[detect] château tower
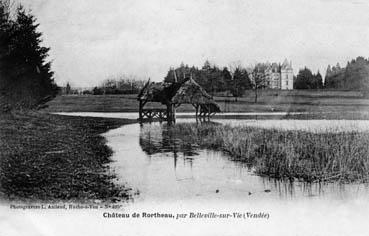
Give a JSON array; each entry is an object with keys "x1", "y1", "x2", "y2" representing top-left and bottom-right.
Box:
[{"x1": 264, "y1": 59, "x2": 294, "y2": 90}]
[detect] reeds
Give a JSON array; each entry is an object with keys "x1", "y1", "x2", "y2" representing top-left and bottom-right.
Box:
[{"x1": 170, "y1": 123, "x2": 369, "y2": 183}]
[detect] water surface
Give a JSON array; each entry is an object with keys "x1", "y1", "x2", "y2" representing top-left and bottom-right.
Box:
[
  {"x1": 104, "y1": 121, "x2": 369, "y2": 203},
  {"x1": 55, "y1": 112, "x2": 369, "y2": 132},
  {"x1": 28, "y1": 112, "x2": 369, "y2": 236}
]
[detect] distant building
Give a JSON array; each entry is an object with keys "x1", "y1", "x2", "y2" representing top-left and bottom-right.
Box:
[{"x1": 264, "y1": 59, "x2": 294, "y2": 90}]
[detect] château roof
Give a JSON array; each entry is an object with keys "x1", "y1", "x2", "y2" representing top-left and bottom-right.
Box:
[
  {"x1": 281, "y1": 59, "x2": 292, "y2": 69},
  {"x1": 265, "y1": 62, "x2": 281, "y2": 73}
]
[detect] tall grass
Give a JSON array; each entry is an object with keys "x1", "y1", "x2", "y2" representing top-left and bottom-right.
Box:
[{"x1": 170, "y1": 123, "x2": 369, "y2": 183}]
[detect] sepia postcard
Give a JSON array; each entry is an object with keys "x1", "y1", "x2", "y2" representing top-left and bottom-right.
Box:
[{"x1": 1, "y1": 0, "x2": 369, "y2": 235}]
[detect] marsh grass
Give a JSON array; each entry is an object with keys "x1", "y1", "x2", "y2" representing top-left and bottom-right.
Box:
[{"x1": 170, "y1": 123, "x2": 369, "y2": 183}]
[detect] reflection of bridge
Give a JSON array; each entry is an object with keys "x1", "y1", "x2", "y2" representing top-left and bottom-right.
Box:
[
  {"x1": 138, "y1": 74, "x2": 220, "y2": 124},
  {"x1": 139, "y1": 124, "x2": 198, "y2": 170}
]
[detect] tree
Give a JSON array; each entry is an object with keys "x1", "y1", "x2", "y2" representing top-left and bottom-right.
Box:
[
  {"x1": 222, "y1": 67, "x2": 232, "y2": 93},
  {"x1": 230, "y1": 66, "x2": 251, "y2": 100},
  {"x1": 324, "y1": 57, "x2": 369, "y2": 90},
  {"x1": 294, "y1": 67, "x2": 315, "y2": 89},
  {"x1": 164, "y1": 64, "x2": 197, "y2": 84},
  {"x1": 164, "y1": 61, "x2": 230, "y2": 95},
  {"x1": 326, "y1": 65, "x2": 332, "y2": 77},
  {"x1": 65, "y1": 82, "x2": 71, "y2": 94},
  {"x1": 94, "y1": 74, "x2": 146, "y2": 95},
  {"x1": 0, "y1": 0, "x2": 13, "y2": 91},
  {"x1": 315, "y1": 71, "x2": 323, "y2": 89},
  {"x1": 92, "y1": 87, "x2": 103, "y2": 95},
  {"x1": 1, "y1": 4, "x2": 57, "y2": 109},
  {"x1": 343, "y1": 57, "x2": 369, "y2": 91},
  {"x1": 250, "y1": 64, "x2": 267, "y2": 103}
]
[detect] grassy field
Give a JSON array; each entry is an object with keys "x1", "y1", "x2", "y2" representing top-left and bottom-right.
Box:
[
  {"x1": 44, "y1": 90, "x2": 369, "y2": 115},
  {"x1": 0, "y1": 112, "x2": 136, "y2": 202},
  {"x1": 169, "y1": 123, "x2": 369, "y2": 183}
]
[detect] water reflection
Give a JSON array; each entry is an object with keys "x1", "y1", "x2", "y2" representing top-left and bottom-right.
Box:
[
  {"x1": 139, "y1": 123, "x2": 199, "y2": 170},
  {"x1": 131, "y1": 122, "x2": 369, "y2": 201}
]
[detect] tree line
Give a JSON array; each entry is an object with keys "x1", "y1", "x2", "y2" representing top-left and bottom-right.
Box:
[
  {"x1": 165, "y1": 61, "x2": 326, "y2": 93},
  {"x1": 0, "y1": 1, "x2": 57, "y2": 110},
  {"x1": 67, "y1": 61, "x2": 258, "y2": 99},
  {"x1": 165, "y1": 57, "x2": 369, "y2": 96},
  {"x1": 164, "y1": 61, "x2": 253, "y2": 98},
  {"x1": 324, "y1": 57, "x2": 369, "y2": 91},
  {"x1": 294, "y1": 57, "x2": 369, "y2": 91},
  {"x1": 87, "y1": 75, "x2": 146, "y2": 95}
]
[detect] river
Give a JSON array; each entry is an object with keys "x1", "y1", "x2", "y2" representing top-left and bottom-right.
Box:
[
  {"x1": 104, "y1": 120, "x2": 369, "y2": 203},
  {"x1": 23, "y1": 112, "x2": 367, "y2": 236}
]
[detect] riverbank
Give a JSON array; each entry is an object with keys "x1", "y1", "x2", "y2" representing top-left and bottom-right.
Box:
[
  {"x1": 168, "y1": 123, "x2": 369, "y2": 183},
  {"x1": 0, "y1": 111, "x2": 136, "y2": 202}
]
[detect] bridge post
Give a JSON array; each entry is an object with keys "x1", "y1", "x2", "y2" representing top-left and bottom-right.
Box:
[
  {"x1": 166, "y1": 103, "x2": 172, "y2": 125},
  {"x1": 207, "y1": 104, "x2": 210, "y2": 120},
  {"x1": 172, "y1": 104, "x2": 176, "y2": 124},
  {"x1": 166, "y1": 103, "x2": 176, "y2": 125},
  {"x1": 139, "y1": 100, "x2": 143, "y2": 121}
]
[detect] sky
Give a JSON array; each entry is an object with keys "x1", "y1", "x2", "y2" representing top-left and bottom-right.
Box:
[{"x1": 19, "y1": 0, "x2": 369, "y2": 87}]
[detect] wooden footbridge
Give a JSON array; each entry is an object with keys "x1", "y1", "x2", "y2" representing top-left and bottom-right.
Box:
[
  {"x1": 138, "y1": 74, "x2": 220, "y2": 123},
  {"x1": 140, "y1": 108, "x2": 168, "y2": 120}
]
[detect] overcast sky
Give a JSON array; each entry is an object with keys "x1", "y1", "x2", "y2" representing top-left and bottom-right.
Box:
[{"x1": 20, "y1": 0, "x2": 369, "y2": 87}]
